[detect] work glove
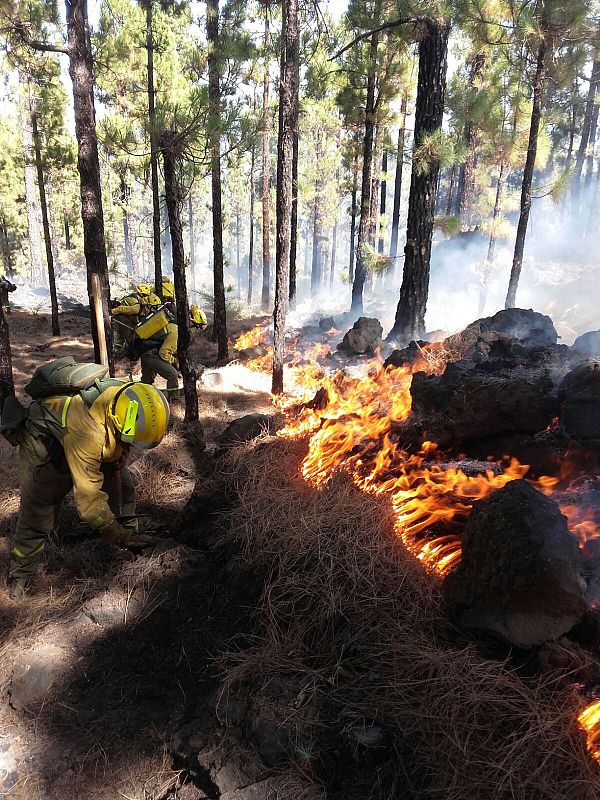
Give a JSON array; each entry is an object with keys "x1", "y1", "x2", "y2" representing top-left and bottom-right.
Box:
[{"x1": 99, "y1": 518, "x2": 159, "y2": 550}]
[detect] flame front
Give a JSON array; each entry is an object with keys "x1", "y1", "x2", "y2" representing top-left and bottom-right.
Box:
[
  {"x1": 233, "y1": 323, "x2": 600, "y2": 767},
  {"x1": 233, "y1": 324, "x2": 267, "y2": 351}
]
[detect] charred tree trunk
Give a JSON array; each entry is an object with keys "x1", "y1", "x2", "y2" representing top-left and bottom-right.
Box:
[
  {"x1": 272, "y1": 0, "x2": 299, "y2": 394},
  {"x1": 31, "y1": 110, "x2": 60, "y2": 337},
  {"x1": 378, "y1": 145, "x2": 388, "y2": 254},
  {"x1": 120, "y1": 176, "x2": 134, "y2": 276},
  {"x1": 207, "y1": 0, "x2": 228, "y2": 361},
  {"x1": 289, "y1": 79, "x2": 299, "y2": 307},
  {"x1": 66, "y1": 0, "x2": 113, "y2": 373},
  {"x1": 351, "y1": 15, "x2": 380, "y2": 313},
  {"x1": 586, "y1": 100, "x2": 600, "y2": 186},
  {"x1": 236, "y1": 205, "x2": 241, "y2": 298},
  {"x1": 20, "y1": 86, "x2": 44, "y2": 287},
  {"x1": 161, "y1": 132, "x2": 198, "y2": 421},
  {"x1": 188, "y1": 192, "x2": 195, "y2": 288},
  {"x1": 248, "y1": 142, "x2": 255, "y2": 305},
  {"x1": 388, "y1": 19, "x2": 449, "y2": 343},
  {"x1": 389, "y1": 91, "x2": 407, "y2": 271},
  {"x1": 310, "y1": 130, "x2": 324, "y2": 296},
  {"x1": 349, "y1": 153, "x2": 358, "y2": 283},
  {"x1": 261, "y1": 7, "x2": 271, "y2": 312},
  {"x1": 457, "y1": 51, "x2": 486, "y2": 227},
  {"x1": 479, "y1": 160, "x2": 506, "y2": 316},
  {"x1": 0, "y1": 302, "x2": 14, "y2": 407},
  {"x1": 144, "y1": 0, "x2": 162, "y2": 296},
  {"x1": 505, "y1": 32, "x2": 547, "y2": 309}
]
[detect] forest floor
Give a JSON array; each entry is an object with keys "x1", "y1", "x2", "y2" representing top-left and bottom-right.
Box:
[
  {"x1": 0, "y1": 310, "x2": 278, "y2": 800},
  {"x1": 1, "y1": 309, "x2": 599, "y2": 800}
]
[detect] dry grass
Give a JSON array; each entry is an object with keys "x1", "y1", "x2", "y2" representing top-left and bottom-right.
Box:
[{"x1": 216, "y1": 436, "x2": 600, "y2": 800}]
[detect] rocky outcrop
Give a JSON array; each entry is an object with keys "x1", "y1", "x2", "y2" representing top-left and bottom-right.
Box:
[
  {"x1": 464, "y1": 308, "x2": 559, "y2": 347},
  {"x1": 444, "y1": 480, "x2": 587, "y2": 647},
  {"x1": 337, "y1": 317, "x2": 383, "y2": 355},
  {"x1": 573, "y1": 330, "x2": 600, "y2": 357},
  {"x1": 559, "y1": 362, "x2": 600, "y2": 440}
]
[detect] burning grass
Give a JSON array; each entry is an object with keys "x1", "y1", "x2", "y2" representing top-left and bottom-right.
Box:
[{"x1": 218, "y1": 436, "x2": 600, "y2": 799}]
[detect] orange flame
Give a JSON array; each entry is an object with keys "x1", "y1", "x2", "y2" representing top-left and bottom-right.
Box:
[
  {"x1": 234, "y1": 324, "x2": 267, "y2": 351},
  {"x1": 579, "y1": 701, "x2": 600, "y2": 762}
]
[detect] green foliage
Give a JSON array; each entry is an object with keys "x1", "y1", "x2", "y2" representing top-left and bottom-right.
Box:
[{"x1": 435, "y1": 215, "x2": 462, "y2": 237}]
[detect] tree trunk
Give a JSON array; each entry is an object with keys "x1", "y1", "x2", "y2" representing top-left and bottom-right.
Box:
[
  {"x1": 329, "y1": 217, "x2": 338, "y2": 287},
  {"x1": 349, "y1": 153, "x2": 358, "y2": 282},
  {"x1": 388, "y1": 19, "x2": 449, "y2": 343},
  {"x1": 161, "y1": 132, "x2": 198, "y2": 421},
  {"x1": 457, "y1": 51, "x2": 486, "y2": 227},
  {"x1": 248, "y1": 142, "x2": 255, "y2": 305},
  {"x1": 236, "y1": 205, "x2": 241, "y2": 298},
  {"x1": 0, "y1": 302, "x2": 14, "y2": 407},
  {"x1": 62, "y1": 183, "x2": 72, "y2": 250},
  {"x1": 369, "y1": 121, "x2": 383, "y2": 247},
  {"x1": 289, "y1": 75, "x2": 299, "y2": 306},
  {"x1": 206, "y1": 0, "x2": 228, "y2": 361},
  {"x1": 144, "y1": 0, "x2": 162, "y2": 295},
  {"x1": 188, "y1": 192, "x2": 195, "y2": 288},
  {"x1": 261, "y1": 7, "x2": 271, "y2": 311},
  {"x1": 350, "y1": 11, "x2": 380, "y2": 314},
  {"x1": 505, "y1": 32, "x2": 547, "y2": 309},
  {"x1": 389, "y1": 90, "x2": 407, "y2": 269},
  {"x1": 479, "y1": 159, "x2": 505, "y2": 316},
  {"x1": 161, "y1": 200, "x2": 173, "y2": 275},
  {"x1": 66, "y1": 0, "x2": 113, "y2": 373},
  {"x1": 120, "y1": 175, "x2": 134, "y2": 276},
  {"x1": 586, "y1": 99, "x2": 600, "y2": 185},
  {"x1": 20, "y1": 85, "x2": 44, "y2": 287},
  {"x1": 573, "y1": 53, "x2": 600, "y2": 189},
  {"x1": 310, "y1": 130, "x2": 324, "y2": 296},
  {"x1": 378, "y1": 145, "x2": 387, "y2": 253},
  {"x1": 31, "y1": 110, "x2": 60, "y2": 337},
  {"x1": 272, "y1": 0, "x2": 299, "y2": 394},
  {"x1": 445, "y1": 164, "x2": 456, "y2": 215}
]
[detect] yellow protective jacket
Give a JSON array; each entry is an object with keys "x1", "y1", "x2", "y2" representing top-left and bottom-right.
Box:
[
  {"x1": 112, "y1": 294, "x2": 142, "y2": 316},
  {"x1": 158, "y1": 323, "x2": 178, "y2": 364},
  {"x1": 31, "y1": 387, "x2": 124, "y2": 530}
]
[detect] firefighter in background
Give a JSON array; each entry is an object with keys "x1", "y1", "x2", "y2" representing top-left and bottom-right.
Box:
[
  {"x1": 0, "y1": 276, "x2": 17, "y2": 314},
  {"x1": 5, "y1": 374, "x2": 170, "y2": 599},
  {"x1": 139, "y1": 303, "x2": 208, "y2": 401},
  {"x1": 111, "y1": 283, "x2": 153, "y2": 351}
]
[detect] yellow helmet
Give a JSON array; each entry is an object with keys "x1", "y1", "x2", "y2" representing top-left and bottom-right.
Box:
[
  {"x1": 190, "y1": 305, "x2": 208, "y2": 329},
  {"x1": 109, "y1": 383, "x2": 170, "y2": 449},
  {"x1": 146, "y1": 293, "x2": 162, "y2": 307},
  {"x1": 161, "y1": 277, "x2": 175, "y2": 299},
  {"x1": 136, "y1": 283, "x2": 152, "y2": 297}
]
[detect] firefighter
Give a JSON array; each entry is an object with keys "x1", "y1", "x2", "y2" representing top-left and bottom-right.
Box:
[
  {"x1": 6, "y1": 379, "x2": 169, "y2": 599},
  {"x1": 0, "y1": 276, "x2": 17, "y2": 314},
  {"x1": 111, "y1": 284, "x2": 153, "y2": 352},
  {"x1": 139, "y1": 305, "x2": 208, "y2": 400}
]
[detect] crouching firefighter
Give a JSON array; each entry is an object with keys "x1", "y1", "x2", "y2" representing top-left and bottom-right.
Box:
[{"x1": 0, "y1": 357, "x2": 170, "y2": 599}]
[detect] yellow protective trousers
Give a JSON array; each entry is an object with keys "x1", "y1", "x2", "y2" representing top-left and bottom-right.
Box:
[{"x1": 10, "y1": 429, "x2": 136, "y2": 580}]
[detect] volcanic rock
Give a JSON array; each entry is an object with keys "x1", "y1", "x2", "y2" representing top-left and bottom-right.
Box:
[
  {"x1": 410, "y1": 360, "x2": 558, "y2": 445},
  {"x1": 9, "y1": 643, "x2": 68, "y2": 710},
  {"x1": 337, "y1": 317, "x2": 383, "y2": 355},
  {"x1": 573, "y1": 330, "x2": 600, "y2": 357},
  {"x1": 219, "y1": 413, "x2": 281, "y2": 448},
  {"x1": 383, "y1": 340, "x2": 428, "y2": 370},
  {"x1": 444, "y1": 480, "x2": 587, "y2": 647},
  {"x1": 319, "y1": 316, "x2": 337, "y2": 331},
  {"x1": 467, "y1": 308, "x2": 558, "y2": 347},
  {"x1": 559, "y1": 362, "x2": 600, "y2": 440}
]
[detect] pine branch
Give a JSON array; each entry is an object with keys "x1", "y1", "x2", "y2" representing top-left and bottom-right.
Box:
[
  {"x1": 6, "y1": 19, "x2": 70, "y2": 56},
  {"x1": 331, "y1": 16, "x2": 424, "y2": 60}
]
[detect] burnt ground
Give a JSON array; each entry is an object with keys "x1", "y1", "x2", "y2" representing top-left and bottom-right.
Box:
[{"x1": 0, "y1": 310, "x2": 275, "y2": 800}]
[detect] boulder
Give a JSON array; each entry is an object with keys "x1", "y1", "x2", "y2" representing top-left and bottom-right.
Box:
[
  {"x1": 410, "y1": 360, "x2": 558, "y2": 445},
  {"x1": 319, "y1": 316, "x2": 337, "y2": 331},
  {"x1": 573, "y1": 330, "x2": 600, "y2": 357},
  {"x1": 337, "y1": 317, "x2": 383, "y2": 355},
  {"x1": 444, "y1": 480, "x2": 587, "y2": 647},
  {"x1": 469, "y1": 308, "x2": 558, "y2": 346},
  {"x1": 559, "y1": 362, "x2": 600, "y2": 440},
  {"x1": 383, "y1": 340, "x2": 428, "y2": 370},
  {"x1": 219, "y1": 413, "x2": 281, "y2": 448}
]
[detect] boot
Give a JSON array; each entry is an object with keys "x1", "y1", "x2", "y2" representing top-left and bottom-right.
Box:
[{"x1": 9, "y1": 577, "x2": 30, "y2": 600}]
